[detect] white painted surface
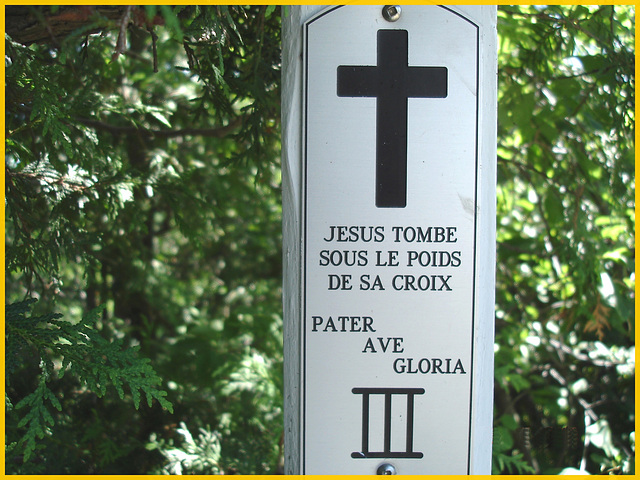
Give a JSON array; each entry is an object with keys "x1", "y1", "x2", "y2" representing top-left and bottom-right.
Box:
[
  {"x1": 282, "y1": 5, "x2": 321, "y2": 476},
  {"x1": 282, "y1": 5, "x2": 497, "y2": 475}
]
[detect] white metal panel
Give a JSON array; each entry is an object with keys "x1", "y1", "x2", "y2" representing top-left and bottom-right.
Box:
[{"x1": 283, "y1": 5, "x2": 497, "y2": 475}]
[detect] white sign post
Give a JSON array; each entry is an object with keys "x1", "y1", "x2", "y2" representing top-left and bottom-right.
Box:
[{"x1": 283, "y1": 5, "x2": 497, "y2": 475}]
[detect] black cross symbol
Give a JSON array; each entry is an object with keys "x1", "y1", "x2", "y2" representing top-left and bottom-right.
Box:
[{"x1": 337, "y1": 30, "x2": 448, "y2": 208}]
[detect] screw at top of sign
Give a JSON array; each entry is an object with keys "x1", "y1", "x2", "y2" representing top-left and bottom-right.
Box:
[
  {"x1": 377, "y1": 463, "x2": 397, "y2": 475},
  {"x1": 382, "y1": 5, "x2": 401, "y2": 22}
]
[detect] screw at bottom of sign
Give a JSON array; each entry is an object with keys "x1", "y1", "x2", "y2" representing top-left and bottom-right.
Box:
[{"x1": 377, "y1": 463, "x2": 397, "y2": 475}]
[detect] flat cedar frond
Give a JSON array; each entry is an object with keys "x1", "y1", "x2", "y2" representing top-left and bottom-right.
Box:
[{"x1": 5, "y1": 298, "x2": 173, "y2": 462}]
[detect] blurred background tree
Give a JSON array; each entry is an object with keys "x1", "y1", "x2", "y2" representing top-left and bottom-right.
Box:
[
  {"x1": 494, "y1": 5, "x2": 634, "y2": 475},
  {"x1": 4, "y1": 4, "x2": 634, "y2": 475},
  {"x1": 6, "y1": 5, "x2": 283, "y2": 474}
]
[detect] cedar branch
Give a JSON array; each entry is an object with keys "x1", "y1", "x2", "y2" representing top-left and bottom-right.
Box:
[{"x1": 75, "y1": 115, "x2": 244, "y2": 139}]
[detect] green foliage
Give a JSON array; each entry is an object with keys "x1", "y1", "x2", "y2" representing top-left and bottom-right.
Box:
[
  {"x1": 495, "y1": 5, "x2": 634, "y2": 474},
  {"x1": 6, "y1": 5, "x2": 282, "y2": 474},
  {"x1": 147, "y1": 422, "x2": 223, "y2": 474},
  {"x1": 5, "y1": 298, "x2": 172, "y2": 464}
]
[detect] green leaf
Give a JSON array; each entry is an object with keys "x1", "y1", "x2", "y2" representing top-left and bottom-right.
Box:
[{"x1": 149, "y1": 110, "x2": 172, "y2": 128}]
